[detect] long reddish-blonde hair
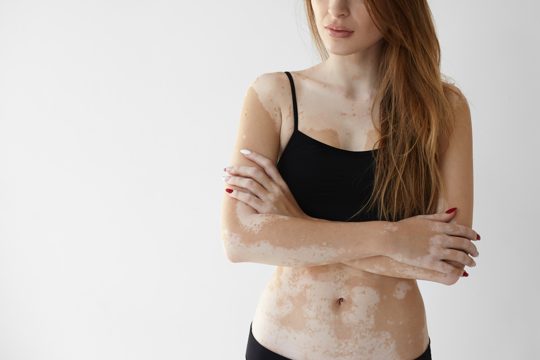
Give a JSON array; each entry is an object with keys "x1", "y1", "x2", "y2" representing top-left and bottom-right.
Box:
[{"x1": 304, "y1": 0, "x2": 463, "y2": 221}]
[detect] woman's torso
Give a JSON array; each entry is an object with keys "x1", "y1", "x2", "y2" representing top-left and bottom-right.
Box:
[
  {"x1": 252, "y1": 265, "x2": 429, "y2": 360},
  {"x1": 250, "y1": 68, "x2": 430, "y2": 360}
]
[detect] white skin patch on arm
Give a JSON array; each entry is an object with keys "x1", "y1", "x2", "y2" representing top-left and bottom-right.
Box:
[
  {"x1": 235, "y1": 201, "x2": 291, "y2": 234},
  {"x1": 389, "y1": 232, "x2": 442, "y2": 266},
  {"x1": 228, "y1": 200, "x2": 373, "y2": 266},
  {"x1": 392, "y1": 281, "x2": 412, "y2": 300},
  {"x1": 251, "y1": 75, "x2": 283, "y2": 126},
  {"x1": 224, "y1": 234, "x2": 350, "y2": 267},
  {"x1": 223, "y1": 207, "x2": 352, "y2": 267}
]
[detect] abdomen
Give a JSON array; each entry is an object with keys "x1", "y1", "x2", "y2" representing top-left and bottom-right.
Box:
[{"x1": 251, "y1": 264, "x2": 430, "y2": 360}]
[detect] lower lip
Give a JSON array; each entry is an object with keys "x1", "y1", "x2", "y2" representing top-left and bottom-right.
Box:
[{"x1": 327, "y1": 28, "x2": 354, "y2": 38}]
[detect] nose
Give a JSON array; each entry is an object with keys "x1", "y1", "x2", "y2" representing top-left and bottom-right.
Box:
[{"x1": 328, "y1": 0, "x2": 350, "y2": 17}]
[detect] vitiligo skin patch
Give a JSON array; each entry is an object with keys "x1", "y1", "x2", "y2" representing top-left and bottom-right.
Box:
[
  {"x1": 251, "y1": 265, "x2": 429, "y2": 360},
  {"x1": 221, "y1": 69, "x2": 443, "y2": 359}
]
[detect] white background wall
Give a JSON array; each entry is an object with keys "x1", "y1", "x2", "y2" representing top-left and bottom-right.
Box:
[{"x1": 0, "y1": 0, "x2": 538, "y2": 359}]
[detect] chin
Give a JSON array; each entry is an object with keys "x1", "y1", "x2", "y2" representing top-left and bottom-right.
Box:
[
  {"x1": 325, "y1": 45, "x2": 366, "y2": 56},
  {"x1": 323, "y1": 38, "x2": 384, "y2": 56}
]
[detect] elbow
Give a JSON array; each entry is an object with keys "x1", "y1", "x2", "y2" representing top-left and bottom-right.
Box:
[
  {"x1": 220, "y1": 197, "x2": 257, "y2": 263},
  {"x1": 221, "y1": 225, "x2": 250, "y2": 263},
  {"x1": 224, "y1": 249, "x2": 242, "y2": 263},
  {"x1": 223, "y1": 245, "x2": 244, "y2": 263}
]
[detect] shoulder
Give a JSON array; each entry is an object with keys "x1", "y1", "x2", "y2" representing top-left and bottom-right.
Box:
[
  {"x1": 249, "y1": 71, "x2": 289, "y2": 92},
  {"x1": 243, "y1": 71, "x2": 290, "y2": 128},
  {"x1": 230, "y1": 72, "x2": 291, "y2": 165},
  {"x1": 443, "y1": 82, "x2": 471, "y2": 126},
  {"x1": 248, "y1": 71, "x2": 290, "y2": 106},
  {"x1": 438, "y1": 82, "x2": 472, "y2": 156}
]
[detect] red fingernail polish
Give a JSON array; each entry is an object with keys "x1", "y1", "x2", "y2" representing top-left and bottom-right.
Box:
[
  {"x1": 225, "y1": 188, "x2": 233, "y2": 193},
  {"x1": 445, "y1": 207, "x2": 457, "y2": 214},
  {"x1": 476, "y1": 233, "x2": 481, "y2": 240},
  {"x1": 462, "y1": 270, "x2": 469, "y2": 277}
]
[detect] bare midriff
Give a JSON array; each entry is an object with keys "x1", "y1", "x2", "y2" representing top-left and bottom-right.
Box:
[{"x1": 251, "y1": 263, "x2": 430, "y2": 360}]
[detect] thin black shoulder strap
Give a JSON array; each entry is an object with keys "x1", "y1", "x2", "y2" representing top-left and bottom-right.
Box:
[{"x1": 284, "y1": 71, "x2": 298, "y2": 131}]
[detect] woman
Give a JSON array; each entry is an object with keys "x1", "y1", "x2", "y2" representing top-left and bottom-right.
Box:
[{"x1": 220, "y1": 0, "x2": 480, "y2": 359}]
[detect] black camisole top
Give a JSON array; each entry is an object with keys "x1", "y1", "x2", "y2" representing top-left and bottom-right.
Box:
[{"x1": 276, "y1": 71, "x2": 380, "y2": 222}]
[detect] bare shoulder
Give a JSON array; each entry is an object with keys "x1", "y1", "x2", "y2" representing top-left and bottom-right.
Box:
[
  {"x1": 247, "y1": 71, "x2": 290, "y2": 128},
  {"x1": 444, "y1": 83, "x2": 471, "y2": 125},
  {"x1": 225, "y1": 71, "x2": 290, "y2": 169},
  {"x1": 438, "y1": 83, "x2": 472, "y2": 155}
]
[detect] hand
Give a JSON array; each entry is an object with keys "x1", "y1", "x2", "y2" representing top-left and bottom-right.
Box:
[
  {"x1": 223, "y1": 148, "x2": 309, "y2": 219},
  {"x1": 386, "y1": 208, "x2": 481, "y2": 274}
]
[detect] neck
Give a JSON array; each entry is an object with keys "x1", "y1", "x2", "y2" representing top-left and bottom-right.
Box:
[{"x1": 318, "y1": 41, "x2": 384, "y2": 100}]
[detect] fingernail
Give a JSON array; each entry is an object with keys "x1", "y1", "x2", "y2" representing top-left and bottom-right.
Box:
[
  {"x1": 240, "y1": 149, "x2": 251, "y2": 155},
  {"x1": 225, "y1": 188, "x2": 233, "y2": 193},
  {"x1": 445, "y1": 207, "x2": 457, "y2": 214},
  {"x1": 222, "y1": 175, "x2": 231, "y2": 182},
  {"x1": 476, "y1": 233, "x2": 481, "y2": 240},
  {"x1": 462, "y1": 270, "x2": 469, "y2": 277}
]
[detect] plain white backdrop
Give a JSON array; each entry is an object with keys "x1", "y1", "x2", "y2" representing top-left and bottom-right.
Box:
[{"x1": 0, "y1": 0, "x2": 538, "y2": 359}]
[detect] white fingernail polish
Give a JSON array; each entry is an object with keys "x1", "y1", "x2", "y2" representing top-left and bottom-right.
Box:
[{"x1": 240, "y1": 149, "x2": 251, "y2": 155}]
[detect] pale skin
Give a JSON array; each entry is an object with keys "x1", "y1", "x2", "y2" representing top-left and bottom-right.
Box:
[{"x1": 220, "y1": 1, "x2": 479, "y2": 359}]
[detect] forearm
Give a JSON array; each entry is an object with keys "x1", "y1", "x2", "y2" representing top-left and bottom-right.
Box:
[
  {"x1": 221, "y1": 212, "x2": 393, "y2": 267},
  {"x1": 341, "y1": 256, "x2": 458, "y2": 283}
]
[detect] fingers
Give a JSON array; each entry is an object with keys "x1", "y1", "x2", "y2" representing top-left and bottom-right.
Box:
[
  {"x1": 445, "y1": 235, "x2": 479, "y2": 258},
  {"x1": 225, "y1": 164, "x2": 282, "y2": 199},
  {"x1": 432, "y1": 258, "x2": 461, "y2": 274},
  {"x1": 224, "y1": 173, "x2": 267, "y2": 200},
  {"x1": 436, "y1": 270, "x2": 461, "y2": 286},
  {"x1": 417, "y1": 207, "x2": 458, "y2": 222},
  {"x1": 443, "y1": 222, "x2": 480, "y2": 242},
  {"x1": 424, "y1": 258, "x2": 464, "y2": 284},
  {"x1": 224, "y1": 185, "x2": 265, "y2": 212},
  {"x1": 440, "y1": 248, "x2": 477, "y2": 268},
  {"x1": 423, "y1": 208, "x2": 481, "y2": 269},
  {"x1": 445, "y1": 259, "x2": 465, "y2": 270},
  {"x1": 239, "y1": 148, "x2": 289, "y2": 189},
  {"x1": 419, "y1": 207, "x2": 482, "y2": 241},
  {"x1": 436, "y1": 232, "x2": 479, "y2": 273},
  {"x1": 427, "y1": 265, "x2": 461, "y2": 285}
]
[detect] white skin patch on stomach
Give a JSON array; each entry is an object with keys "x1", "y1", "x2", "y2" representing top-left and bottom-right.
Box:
[
  {"x1": 393, "y1": 281, "x2": 413, "y2": 300},
  {"x1": 251, "y1": 265, "x2": 429, "y2": 360}
]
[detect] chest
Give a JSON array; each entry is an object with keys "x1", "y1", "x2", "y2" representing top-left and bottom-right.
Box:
[{"x1": 276, "y1": 129, "x2": 379, "y2": 222}]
